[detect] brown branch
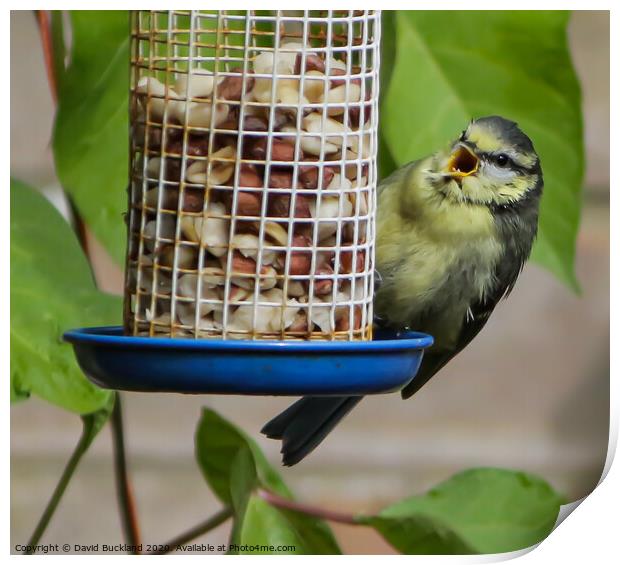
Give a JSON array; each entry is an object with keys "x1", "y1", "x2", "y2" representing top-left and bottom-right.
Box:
[
  {"x1": 148, "y1": 507, "x2": 233, "y2": 555},
  {"x1": 66, "y1": 195, "x2": 93, "y2": 271},
  {"x1": 35, "y1": 11, "x2": 57, "y2": 103},
  {"x1": 257, "y1": 488, "x2": 358, "y2": 525},
  {"x1": 35, "y1": 12, "x2": 142, "y2": 552},
  {"x1": 36, "y1": 11, "x2": 91, "y2": 261},
  {"x1": 111, "y1": 395, "x2": 142, "y2": 552}
]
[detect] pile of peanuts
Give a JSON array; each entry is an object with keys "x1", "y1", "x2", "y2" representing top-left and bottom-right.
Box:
[{"x1": 126, "y1": 42, "x2": 374, "y2": 339}]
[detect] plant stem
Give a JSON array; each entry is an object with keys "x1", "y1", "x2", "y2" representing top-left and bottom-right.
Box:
[
  {"x1": 35, "y1": 13, "x2": 143, "y2": 551},
  {"x1": 148, "y1": 507, "x2": 234, "y2": 555},
  {"x1": 66, "y1": 195, "x2": 92, "y2": 267},
  {"x1": 110, "y1": 394, "x2": 142, "y2": 553},
  {"x1": 24, "y1": 421, "x2": 93, "y2": 554},
  {"x1": 257, "y1": 488, "x2": 358, "y2": 525},
  {"x1": 35, "y1": 10, "x2": 57, "y2": 103}
]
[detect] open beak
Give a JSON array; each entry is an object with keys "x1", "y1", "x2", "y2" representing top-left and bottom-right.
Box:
[{"x1": 444, "y1": 144, "x2": 479, "y2": 178}]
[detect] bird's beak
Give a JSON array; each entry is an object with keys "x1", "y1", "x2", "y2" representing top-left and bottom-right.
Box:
[{"x1": 444, "y1": 144, "x2": 479, "y2": 178}]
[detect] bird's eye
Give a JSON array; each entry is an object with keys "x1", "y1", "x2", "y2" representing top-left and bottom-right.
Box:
[{"x1": 495, "y1": 154, "x2": 510, "y2": 167}]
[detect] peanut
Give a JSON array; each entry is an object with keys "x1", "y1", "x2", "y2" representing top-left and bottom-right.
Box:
[
  {"x1": 249, "y1": 137, "x2": 296, "y2": 162},
  {"x1": 146, "y1": 156, "x2": 183, "y2": 182},
  {"x1": 335, "y1": 306, "x2": 362, "y2": 331},
  {"x1": 340, "y1": 249, "x2": 366, "y2": 273},
  {"x1": 227, "y1": 253, "x2": 277, "y2": 290},
  {"x1": 238, "y1": 164, "x2": 264, "y2": 188},
  {"x1": 324, "y1": 83, "x2": 362, "y2": 117},
  {"x1": 143, "y1": 216, "x2": 176, "y2": 252},
  {"x1": 288, "y1": 234, "x2": 312, "y2": 276},
  {"x1": 173, "y1": 100, "x2": 230, "y2": 129},
  {"x1": 268, "y1": 193, "x2": 311, "y2": 219},
  {"x1": 133, "y1": 42, "x2": 375, "y2": 337},
  {"x1": 302, "y1": 71, "x2": 327, "y2": 104},
  {"x1": 181, "y1": 189, "x2": 205, "y2": 213},
  {"x1": 159, "y1": 245, "x2": 198, "y2": 269},
  {"x1": 294, "y1": 52, "x2": 326, "y2": 74},
  {"x1": 268, "y1": 169, "x2": 294, "y2": 189},
  {"x1": 229, "y1": 251, "x2": 258, "y2": 275},
  {"x1": 282, "y1": 279, "x2": 306, "y2": 298},
  {"x1": 288, "y1": 311, "x2": 308, "y2": 333},
  {"x1": 165, "y1": 134, "x2": 210, "y2": 157},
  {"x1": 174, "y1": 73, "x2": 217, "y2": 99},
  {"x1": 328, "y1": 67, "x2": 347, "y2": 88},
  {"x1": 348, "y1": 101, "x2": 373, "y2": 129},
  {"x1": 228, "y1": 285, "x2": 251, "y2": 303},
  {"x1": 298, "y1": 164, "x2": 336, "y2": 189},
  {"x1": 242, "y1": 115, "x2": 269, "y2": 132},
  {"x1": 272, "y1": 110, "x2": 290, "y2": 131},
  {"x1": 145, "y1": 187, "x2": 205, "y2": 212},
  {"x1": 217, "y1": 70, "x2": 254, "y2": 101},
  {"x1": 313, "y1": 265, "x2": 335, "y2": 296},
  {"x1": 235, "y1": 191, "x2": 263, "y2": 217},
  {"x1": 261, "y1": 223, "x2": 291, "y2": 247}
]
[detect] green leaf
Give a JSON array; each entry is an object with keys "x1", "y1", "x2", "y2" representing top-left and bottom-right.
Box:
[
  {"x1": 380, "y1": 11, "x2": 397, "y2": 105},
  {"x1": 195, "y1": 407, "x2": 291, "y2": 504},
  {"x1": 195, "y1": 408, "x2": 341, "y2": 554},
  {"x1": 234, "y1": 496, "x2": 316, "y2": 554},
  {"x1": 227, "y1": 450, "x2": 337, "y2": 555},
  {"x1": 360, "y1": 468, "x2": 564, "y2": 554},
  {"x1": 381, "y1": 11, "x2": 583, "y2": 289},
  {"x1": 227, "y1": 447, "x2": 259, "y2": 552},
  {"x1": 10, "y1": 179, "x2": 121, "y2": 414},
  {"x1": 53, "y1": 10, "x2": 130, "y2": 265},
  {"x1": 264, "y1": 504, "x2": 342, "y2": 555},
  {"x1": 361, "y1": 514, "x2": 476, "y2": 555},
  {"x1": 378, "y1": 11, "x2": 399, "y2": 180}
]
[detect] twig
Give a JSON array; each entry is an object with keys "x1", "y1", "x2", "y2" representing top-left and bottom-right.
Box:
[
  {"x1": 35, "y1": 11, "x2": 57, "y2": 103},
  {"x1": 35, "y1": 11, "x2": 143, "y2": 552},
  {"x1": 257, "y1": 488, "x2": 358, "y2": 525},
  {"x1": 110, "y1": 395, "x2": 142, "y2": 552},
  {"x1": 24, "y1": 420, "x2": 94, "y2": 554},
  {"x1": 148, "y1": 507, "x2": 234, "y2": 555},
  {"x1": 66, "y1": 195, "x2": 92, "y2": 271}
]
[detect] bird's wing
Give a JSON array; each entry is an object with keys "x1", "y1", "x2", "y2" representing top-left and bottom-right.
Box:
[
  {"x1": 400, "y1": 210, "x2": 532, "y2": 401},
  {"x1": 400, "y1": 298, "x2": 496, "y2": 399}
]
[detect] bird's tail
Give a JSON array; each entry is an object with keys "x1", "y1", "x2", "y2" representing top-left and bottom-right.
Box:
[{"x1": 261, "y1": 396, "x2": 363, "y2": 466}]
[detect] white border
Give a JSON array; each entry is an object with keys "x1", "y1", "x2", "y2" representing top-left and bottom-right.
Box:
[{"x1": 6, "y1": 3, "x2": 615, "y2": 563}]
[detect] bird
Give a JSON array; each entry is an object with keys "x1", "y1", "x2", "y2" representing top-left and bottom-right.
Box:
[{"x1": 261, "y1": 115, "x2": 543, "y2": 466}]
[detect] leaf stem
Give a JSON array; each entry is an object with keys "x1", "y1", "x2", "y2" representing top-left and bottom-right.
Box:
[
  {"x1": 147, "y1": 507, "x2": 233, "y2": 555},
  {"x1": 257, "y1": 488, "x2": 358, "y2": 525},
  {"x1": 23, "y1": 420, "x2": 93, "y2": 554},
  {"x1": 66, "y1": 195, "x2": 93, "y2": 275},
  {"x1": 35, "y1": 10, "x2": 57, "y2": 103},
  {"x1": 110, "y1": 394, "x2": 142, "y2": 553}
]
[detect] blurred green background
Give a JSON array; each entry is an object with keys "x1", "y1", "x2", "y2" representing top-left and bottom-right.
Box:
[{"x1": 11, "y1": 11, "x2": 609, "y2": 554}]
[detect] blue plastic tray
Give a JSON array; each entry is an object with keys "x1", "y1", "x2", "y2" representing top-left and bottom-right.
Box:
[{"x1": 63, "y1": 326, "x2": 433, "y2": 396}]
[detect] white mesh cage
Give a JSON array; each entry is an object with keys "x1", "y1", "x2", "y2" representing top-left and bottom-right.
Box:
[{"x1": 124, "y1": 10, "x2": 381, "y2": 340}]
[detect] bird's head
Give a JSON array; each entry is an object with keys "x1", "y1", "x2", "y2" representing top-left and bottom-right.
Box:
[{"x1": 432, "y1": 116, "x2": 542, "y2": 208}]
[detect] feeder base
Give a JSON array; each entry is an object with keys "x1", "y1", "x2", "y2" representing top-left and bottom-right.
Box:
[{"x1": 63, "y1": 326, "x2": 433, "y2": 396}]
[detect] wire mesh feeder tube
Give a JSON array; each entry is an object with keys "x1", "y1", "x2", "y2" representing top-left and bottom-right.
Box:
[{"x1": 124, "y1": 10, "x2": 381, "y2": 341}]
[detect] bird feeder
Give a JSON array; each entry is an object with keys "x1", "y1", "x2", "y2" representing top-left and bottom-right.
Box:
[
  {"x1": 65, "y1": 10, "x2": 434, "y2": 396},
  {"x1": 124, "y1": 9, "x2": 381, "y2": 341}
]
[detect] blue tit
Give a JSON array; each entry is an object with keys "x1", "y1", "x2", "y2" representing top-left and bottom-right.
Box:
[{"x1": 262, "y1": 116, "x2": 544, "y2": 466}]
